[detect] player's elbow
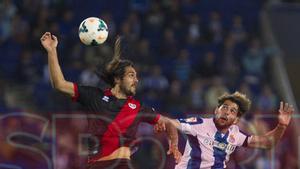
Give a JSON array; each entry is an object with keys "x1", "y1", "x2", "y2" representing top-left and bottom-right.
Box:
[
  {"x1": 249, "y1": 136, "x2": 275, "y2": 149},
  {"x1": 260, "y1": 138, "x2": 275, "y2": 150},
  {"x1": 52, "y1": 81, "x2": 67, "y2": 92},
  {"x1": 263, "y1": 143, "x2": 273, "y2": 150}
]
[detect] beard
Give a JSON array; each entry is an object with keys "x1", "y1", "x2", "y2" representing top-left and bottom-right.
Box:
[{"x1": 120, "y1": 83, "x2": 136, "y2": 96}]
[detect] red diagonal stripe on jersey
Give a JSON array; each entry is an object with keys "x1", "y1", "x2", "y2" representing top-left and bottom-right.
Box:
[{"x1": 90, "y1": 98, "x2": 140, "y2": 161}]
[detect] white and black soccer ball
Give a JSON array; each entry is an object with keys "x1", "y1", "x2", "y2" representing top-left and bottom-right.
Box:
[{"x1": 78, "y1": 17, "x2": 108, "y2": 46}]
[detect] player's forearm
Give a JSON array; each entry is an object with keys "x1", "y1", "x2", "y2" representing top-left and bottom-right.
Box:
[
  {"x1": 165, "y1": 119, "x2": 179, "y2": 147},
  {"x1": 47, "y1": 49, "x2": 74, "y2": 96},
  {"x1": 249, "y1": 124, "x2": 287, "y2": 149},
  {"x1": 47, "y1": 49, "x2": 65, "y2": 88},
  {"x1": 168, "y1": 119, "x2": 181, "y2": 130},
  {"x1": 264, "y1": 124, "x2": 287, "y2": 148}
]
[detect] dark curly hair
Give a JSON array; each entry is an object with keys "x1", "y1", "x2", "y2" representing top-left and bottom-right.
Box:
[
  {"x1": 217, "y1": 91, "x2": 251, "y2": 117},
  {"x1": 96, "y1": 36, "x2": 134, "y2": 87}
]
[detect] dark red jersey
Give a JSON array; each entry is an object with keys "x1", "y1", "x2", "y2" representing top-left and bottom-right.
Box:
[{"x1": 72, "y1": 83, "x2": 160, "y2": 163}]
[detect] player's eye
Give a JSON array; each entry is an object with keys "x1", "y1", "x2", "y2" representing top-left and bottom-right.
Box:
[
  {"x1": 128, "y1": 73, "x2": 137, "y2": 80},
  {"x1": 221, "y1": 105, "x2": 228, "y2": 110},
  {"x1": 230, "y1": 109, "x2": 238, "y2": 114}
]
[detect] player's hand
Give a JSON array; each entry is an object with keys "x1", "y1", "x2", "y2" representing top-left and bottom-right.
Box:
[
  {"x1": 278, "y1": 101, "x2": 294, "y2": 127},
  {"x1": 154, "y1": 121, "x2": 166, "y2": 133},
  {"x1": 40, "y1": 32, "x2": 58, "y2": 52},
  {"x1": 167, "y1": 140, "x2": 182, "y2": 164}
]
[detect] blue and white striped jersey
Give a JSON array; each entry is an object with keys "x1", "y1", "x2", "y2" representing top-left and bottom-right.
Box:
[{"x1": 175, "y1": 117, "x2": 248, "y2": 169}]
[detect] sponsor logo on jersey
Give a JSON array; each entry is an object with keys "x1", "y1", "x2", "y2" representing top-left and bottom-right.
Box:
[
  {"x1": 203, "y1": 138, "x2": 236, "y2": 153},
  {"x1": 185, "y1": 117, "x2": 197, "y2": 123},
  {"x1": 178, "y1": 117, "x2": 203, "y2": 124},
  {"x1": 128, "y1": 103, "x2": 137, "y2": 109},
  {"x1": 102, "y1": 96, "x2": 109, "y2": 102},
  {"x1": 229, "y1": 135, "x2": 235, "y2": 143}
]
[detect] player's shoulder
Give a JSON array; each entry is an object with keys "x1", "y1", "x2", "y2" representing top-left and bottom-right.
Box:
[
  {"x1": 78, "y1": 84, "x2": 104, "y2": 95},
  {"x1": 228, "y1": 124, "x2": 249, "y2": 145},
  {"x1": 193, "y1": 117, "x2": 214, "y2": 125},
  {"x1": 229, "y1": 124, "x2": 243, "y2": 134},
  {"x1": 201, "y1": 117, "x2": 214, "y2": 123},
  {"x1": 78, "y1": 84, "x2": 102, "y2": 90}
]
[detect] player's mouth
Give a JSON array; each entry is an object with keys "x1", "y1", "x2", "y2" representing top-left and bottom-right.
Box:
[
  {"x1": 219, "y1": 116, "x2": 228, "y2": 121},
  {"x1": 132, "y1": 84, "x2": 138, "y2": 88}
]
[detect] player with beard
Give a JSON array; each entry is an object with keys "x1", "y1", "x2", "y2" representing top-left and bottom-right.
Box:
[
  {"x1": 40, "y1": 32, "x2": 181, "y2": 169},
  {"x1": 165, "y1": 92, "x2": 293, "y2": 169}
]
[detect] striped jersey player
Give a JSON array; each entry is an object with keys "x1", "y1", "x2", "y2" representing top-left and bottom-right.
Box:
[
  {"x1": 176, "y1": 117, "x2": 247, "y2": 169},
  {"x1": 167, "y1": 92, "x2": 294, "y2": 169}
]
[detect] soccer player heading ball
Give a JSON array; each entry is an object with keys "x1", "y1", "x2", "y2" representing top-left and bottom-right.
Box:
[
  {"x1": 40, "y1": 32, "x2": 293, "y2": 169},
  {"x1": 40, "y1": 32, "x2": 181, "y2": 169}
]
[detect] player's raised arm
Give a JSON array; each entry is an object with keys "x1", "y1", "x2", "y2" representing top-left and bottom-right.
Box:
[
  {"x1": 247, "y1": 101, "x2": 294, "y2": 149},
  {"x1": 40, "y1": 32, "x2": 74, "y2": 97}
]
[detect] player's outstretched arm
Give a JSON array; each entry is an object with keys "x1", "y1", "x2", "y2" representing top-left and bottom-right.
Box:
[
  {"x1": 40, "y1": 32, "x2": 74, "y2": 97},
  {"x1": 247, "y1": 102, "x2": 294, "y2": 149},
  {"x1": 155, "y1": 116, "x2": 182, "y2": 163},
  {"x1": 155, "y1": 117, "x2": 181, "y2": 131}
]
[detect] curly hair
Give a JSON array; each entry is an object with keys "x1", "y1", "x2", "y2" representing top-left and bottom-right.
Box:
[
  {"x1": 217, "y1": 91, "x2": 251, "y2": 117},
  {"x1": 96, "y1": 36, "x2": 134, "y2": 87}
]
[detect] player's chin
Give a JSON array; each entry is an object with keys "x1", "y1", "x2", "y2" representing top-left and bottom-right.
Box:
[{"x1": 130, "y1": 88, "x2": 136, "y2": 95}]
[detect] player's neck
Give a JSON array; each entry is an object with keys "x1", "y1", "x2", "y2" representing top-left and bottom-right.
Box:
[
  {"x1": 111, "y1": 86, "x2": 127, "y2": 99},
  {"x1": 217, "y1": 127, "x2": 229, "y2": 134},
  {"x1": 213, "y1": 118, "x2": 229, "y2": 134}
]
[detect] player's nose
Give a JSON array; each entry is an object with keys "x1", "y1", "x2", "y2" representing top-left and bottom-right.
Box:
[
  {"x1": 223, "y1": 109, "x2": 230, "y2": 115},
  {"x1": 134, "y1": 77, "x2": 139, "y2": 83}
]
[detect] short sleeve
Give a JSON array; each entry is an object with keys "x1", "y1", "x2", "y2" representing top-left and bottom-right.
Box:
[
  {"x1": 139, "y1": 105, "x2": 160, "y2": 125},
  {"x1": 177, "y1": 117, "x2": 203, "y2": 136},
  {"x1": 72, "y1": 83, "x2": 100, "y2": 106},
  {"x1": 236, "y1": 130, "x2": 250, "y2": 147}
]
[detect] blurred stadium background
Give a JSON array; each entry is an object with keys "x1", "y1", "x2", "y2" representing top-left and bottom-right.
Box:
[{"x1": 0, "y1": 0, "x2": 299, "y2": 169}]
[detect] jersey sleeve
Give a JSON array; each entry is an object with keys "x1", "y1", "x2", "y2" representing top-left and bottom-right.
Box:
[
  {"x1": 139, "y1": 105, "x2": 161, "y2": 125},
  {"x1": 177, "y1": 117, "x2": 203, "y2": 136},
  {"x1": 236, "y1": 130, "x2": 250, "y2": 147},
  {"x1": 72, "y1": 83, "x2": 100, "y2": 106}
]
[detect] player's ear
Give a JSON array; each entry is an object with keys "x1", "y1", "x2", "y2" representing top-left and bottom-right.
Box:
[
  {"x1": 114, "y1": 77, "x2": 121, "y2": 85},
  {"x1": 214, "y1": 107, "x2": 218, "y2": 115}
]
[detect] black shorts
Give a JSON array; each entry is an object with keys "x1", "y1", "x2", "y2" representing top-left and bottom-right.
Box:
[{"x1": 86, "y1": 159, "x2": 132, "y2": 169}]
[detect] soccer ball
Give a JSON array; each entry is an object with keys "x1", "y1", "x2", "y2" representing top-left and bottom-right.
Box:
[{"x1": 78, "y1": 17, "x2": 108, "y2": 46}]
